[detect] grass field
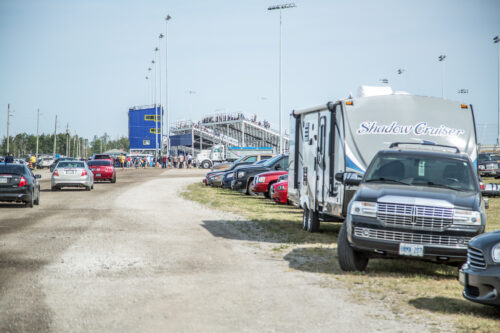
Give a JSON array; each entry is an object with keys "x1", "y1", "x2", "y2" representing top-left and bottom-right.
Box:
[{"x1": 183, "y1": 181, "x2": 500, "y2": 332}]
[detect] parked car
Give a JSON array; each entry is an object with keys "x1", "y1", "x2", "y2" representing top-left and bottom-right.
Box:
[
  {"x1": 232, "y1": 154, "x2": 289, "y2": 195},
  {"x1": 336, "y1": 144, "x2": 486, "y2": 272},
  {"x1": 50, "y1": 157, "x2": 77, "y2": 172},
  {"x1": 460, "y1": 230, "x2": 500, "y2": 309},
  {"x1": 250, "y1": 170, "x2": 288, "y2": 198},
  {"x1": 37, "y1": 157, "x2": 55, "y2": 169},
  {"x1": 88, "y1": 160, "x2": 116, "y2": 183},
  {"x1": 271, "y1": 174, "x2": 288, "y2": 204},
  {"x1": 51, "y1": 160, "x2": 94, "y2": 191},
  {"x1": 0, "y1": 163, "x2": 41, "y2": 207},
  {"x1": 91, "y1": 154, "x2": 114, "y2": 165},
  {"x1": 210, "y1": 153, "x2": 274, "y2": 171},
  {"x1": 478, "y1": 153, "x2": 500, "y2": 178}
]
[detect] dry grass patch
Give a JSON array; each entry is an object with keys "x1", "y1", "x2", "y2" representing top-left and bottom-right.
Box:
[{"x1": 183, "y1": 181, "x2": 500, "y2": 332}]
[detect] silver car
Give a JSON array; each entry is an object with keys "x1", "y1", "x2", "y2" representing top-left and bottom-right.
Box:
[{"x1": 51, "y1": 160, "x2": 94, "y2": 191}]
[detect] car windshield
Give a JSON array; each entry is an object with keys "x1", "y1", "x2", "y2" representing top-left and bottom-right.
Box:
[
  {"x1": 94, "y1": 155, "x2": 111, "y2": 159},
  {"x1": 364, "y1": 153, "x2": 476, "y2": 192},
  {"x1": 0, "y1": 164, "x2": 25, "y2": 175},
  {"x1": 88, "y1": 160, "x2": 111, "y2": 166},
  {"x1": 57, "y1": 161, "x2": 85, "y2": 169},
  {"x1": 262, "y1": 155, "x2": 282, "y2": 167}
]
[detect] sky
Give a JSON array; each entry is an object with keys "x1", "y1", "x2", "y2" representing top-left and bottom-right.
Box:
[{"x1": 1, "y1": 0, "x2": 499, "y2": 142}]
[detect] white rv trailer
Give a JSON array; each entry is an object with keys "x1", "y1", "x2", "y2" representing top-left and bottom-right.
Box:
[{"x1": 288, "y1": 92, "x2": 478, "y2": 232}]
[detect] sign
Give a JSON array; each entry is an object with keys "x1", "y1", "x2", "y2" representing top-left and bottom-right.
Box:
[{"x1": 357, "y1": 121, "x2": 465, "y2": 136}]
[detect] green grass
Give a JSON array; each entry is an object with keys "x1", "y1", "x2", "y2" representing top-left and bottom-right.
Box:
[{"x1": 183, "y1": 182, "x2": 500, "y2": 332}]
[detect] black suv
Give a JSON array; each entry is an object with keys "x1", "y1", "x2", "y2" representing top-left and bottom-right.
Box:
[
  {"x1": 231, "y1": 154, "x2": 288, "y2": 195},
  {"x1": 336, "y1": 144, "x2": 486, "y2": 271}
]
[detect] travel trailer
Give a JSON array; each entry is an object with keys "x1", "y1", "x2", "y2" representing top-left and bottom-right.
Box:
[{"x1": 288, "y1": 88, "x2": 478, "y2": 232}]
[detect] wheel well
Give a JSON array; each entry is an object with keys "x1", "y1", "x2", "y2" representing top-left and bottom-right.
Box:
[{"x1": 267, "y1": 180, "x2": 277, "y2": 192}]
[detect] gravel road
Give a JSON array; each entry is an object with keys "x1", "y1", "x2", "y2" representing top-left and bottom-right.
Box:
[{"x1": 0, "y1": 168, "x2": 436, "y2": 332}]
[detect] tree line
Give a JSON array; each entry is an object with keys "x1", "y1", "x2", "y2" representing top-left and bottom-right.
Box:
[{"x1": 0, "y1": 133, "x2": 129, "y2": 158}]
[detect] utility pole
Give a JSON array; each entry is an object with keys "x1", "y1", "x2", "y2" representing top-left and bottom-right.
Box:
[
  {"x1": 36, "y1": 108, "x2": 40, "y2": 160},
  {"x1": 494, "y1": 35, "x2": 500, "y2": 145},
  {"x1": 438, "y1": 54, "x2": 447, "y2": 98},
  {"x1": 66, "y1": 123, "x2": 70, "y2": 157},
  {"x1": 53, "y1": 115, "x2": 57, "y2": 158},
  {"x1": 158, "y1": 33, "x2": 164, "y2": 156}
]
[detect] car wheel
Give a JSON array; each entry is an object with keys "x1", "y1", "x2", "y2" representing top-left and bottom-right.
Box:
[
  {"x1": 338, "y1": 223, "x2": 368, "y2": 272},
  {"x1": 91, "y1": 184, "x2": 94, "y2": 190},
  {"x1": 26, "y1": 191, "x2": 34, "y2": 208},
  {"x1": 265, "y1": 184, "x2": 274, "y2": 199},
  {"x1": 246, "y1": 179, "x2": 256, "y2": 196},
  {"x1": 34, "y1": 189, "x2": 40, "y2": 205},
  {"x1": 302, "y1": 208, "x2": 309, "y2": 230},
  {"x1": 85, "y1": 186, "x2": 91, "y2": 191},
  {"x1": 51, "y1": 186, "x2": 58, "y2": 191},
  {"x1": 307, "y1": 209, "x2": 320, "y2": 232},
  {"x1": 111, "y1": 176, "x2": 116, "y2": 183}
]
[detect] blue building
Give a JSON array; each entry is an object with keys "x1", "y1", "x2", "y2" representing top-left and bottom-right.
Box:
[{"x1": 128, "y1": 105, "x2": 164, "y2": 151}]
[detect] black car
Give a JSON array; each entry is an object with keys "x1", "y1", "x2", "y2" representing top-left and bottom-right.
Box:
[
  {"x1": 50, "y1": 157, "x2": 77, "y2": 172},
  {"x1": 336, "y1": 148, "x2": 486, "y2": 271},
  {"x1": 231, "y1": 154, "x2": 288, "y2": 195},
  {"x1": 460, "y1": 231, "x2": 500, "y2": 308},
  {"x1": 0, "y1": 163, "x2": 41, "y2": 207}
]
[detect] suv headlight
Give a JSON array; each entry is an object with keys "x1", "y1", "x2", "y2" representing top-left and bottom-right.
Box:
[
  {"x1": 350, "y1": 201, "x2": 377, "y2": 217},
  {"x1": 453, "y1": 209, "x2": 481, "y2": 225},
  {"x1": 491, "y1": 243, "x2": 500, "y2": 263},
  {"x1": 226, "y1": 172, "x2": 233, "y2": 178},
  {"x1": 237, "y1": 171, "x2": 246, "y2": 178},
  {"x1": 277, "y1": 185, "x2": 285, "y2": 191},
  {"x1": 258, "y1": 176, "x2": 266, "y2": 183}
]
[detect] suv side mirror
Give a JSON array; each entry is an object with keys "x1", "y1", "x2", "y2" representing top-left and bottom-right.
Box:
[{"x1": 335, "y1": 172, "x2": 362, "y2": 186}]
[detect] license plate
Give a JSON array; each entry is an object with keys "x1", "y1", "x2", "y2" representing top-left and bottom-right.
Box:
[
  {"x1": 0, "y1": 178, "x2": 7, "y2": 183},
  {"x1": 96, "y1": 174, "x2": 101, "y2": 177},
  {"x1": 459, "y1": 270, "x2": 467, "y2": 286},
  {"x1": 399, "y1": 243, "x2": 424, "y2": 257},
  {"x1": 66, "y1": 171, "x2": 75, "y2": 175},
  {"x1": 97, "y1": 168, "x2": 100, "y2": 171}
]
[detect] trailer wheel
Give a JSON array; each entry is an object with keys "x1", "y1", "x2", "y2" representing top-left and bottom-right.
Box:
[
  {"x1": 201, "y1": 160, "x2": 212, "y2": 169},
  {"x1": 307, "y1": 209, "x2": 320, "y2": 232},
  {"x1": 302, "y1": 208, "x2": 309, "y2": 230},
  {"x1": 338, "y1": 223, "x2": 368, "y2": 272}
]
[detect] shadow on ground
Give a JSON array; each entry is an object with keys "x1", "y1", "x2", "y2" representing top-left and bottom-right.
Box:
[{"x1": 409, "y1": 296, "x2": 500, "y2": 319}]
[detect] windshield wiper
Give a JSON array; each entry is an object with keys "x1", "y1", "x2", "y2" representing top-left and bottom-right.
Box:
[
  {"x1": 421, "y1": 181, "x2": 466, "y2": 192},
  {"x1": 365, "y1": 178, "x2": 410, "y2": 185}
]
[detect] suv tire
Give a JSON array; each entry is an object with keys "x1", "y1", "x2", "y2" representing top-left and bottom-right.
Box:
[
  {"x1": 246, "y1": 179, "x2": 256, "y2": 196},
  {"x1": 338, "y1": 223, "x2": 368, "y2": 272}
]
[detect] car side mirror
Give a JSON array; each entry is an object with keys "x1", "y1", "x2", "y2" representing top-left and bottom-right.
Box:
[
  {"x1": 335, "y1": 172, "x2": 344, "y2": 182},
  {"x1": 335, "y1": 172, "x2": 362, "y2": 186},
  {"x1": 35, "y1": 174, "x2": 42, "y2": 179}
]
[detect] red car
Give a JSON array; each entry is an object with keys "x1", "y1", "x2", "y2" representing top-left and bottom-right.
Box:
[
  {"x1": 88, "y1": 160, "x2": 116, "y2": 183},
  {"x1": 250, "y1": 170, "x2": 287, "y2": 197},
  {"x1": 271, "y1": 179, "x2": 288, "y2": 204}
]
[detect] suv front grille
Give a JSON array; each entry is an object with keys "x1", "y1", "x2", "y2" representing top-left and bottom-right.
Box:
[
  {"x1": 354, "y1": 227, "x2": 469, "y2": 248},
  {"x1": 377, "y1": 203, "x2": 453, "y2": 231},
  {"x1": 467, "y1": 246, "x2": 486, "y2": 269}
]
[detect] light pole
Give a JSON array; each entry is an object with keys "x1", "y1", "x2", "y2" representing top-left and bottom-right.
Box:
[
  {"x1": 153, "y1": 51, "x2": 158, "y2": 158},
  {"x1": 36, "y1": 108, "x2": 41, "y2": 160},
  {"x1": 148, "y1": 67, "x2": 153, "y2": 104},
  {"x1": 186, "y1": 90, "x2": 196, "y2": 120},
  {"x1": 165, "y1": 14, "x2": 172, "y2": 155},
  {"x1": 53, "y1": 115, "x2": 57, "y2": 158},
  {"x1": 158, "y1": 33, "x2": 164, "y2": 155},
  {"x1": 145, "y1": 76, "x2": 150, "y2": 104},
  {"x1": 6, "y1": 104, "x2": 13, "y2": 154},
  {"x1": 438, "y1": 54, "x2": 446, "y2": 98},
  {"x1": 268, "y1": 3, "x2": 296, "y2": 154},
  {"x1": 494, "y1": 35, "x2": 500, "y2": 145}
]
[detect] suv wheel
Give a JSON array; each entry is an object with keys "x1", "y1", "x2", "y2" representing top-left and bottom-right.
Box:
[
  {"x1": 338, "y1": 223, "x2": 368, "y2": 272},
  {"x1": 246, "y1": 179, "x2": 256, "y2": 196},
  {"x1": 307, "y1": 209, "x2": 320, "y2": 232}
]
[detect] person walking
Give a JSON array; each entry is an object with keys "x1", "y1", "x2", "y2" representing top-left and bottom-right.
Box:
[
  {"x1": 162, "y1": 155, "x2": 167, "y2": 168},
  {"x1": 29, "y1": 154, "x2": 36, "y2": 170},
  {"x1": 119, "y1": 154, "x2": 125, "y2": 170},
  {"x1": 179, "y1": 154, "x2": 184, "y2": 169},
  {"x1": 187, "y1": 153, "x2": 193, "y2": 168}
]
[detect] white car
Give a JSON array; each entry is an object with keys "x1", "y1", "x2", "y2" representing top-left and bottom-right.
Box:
[{"x1": 51, "y1": 160, "x2": 94, "y2": 191}]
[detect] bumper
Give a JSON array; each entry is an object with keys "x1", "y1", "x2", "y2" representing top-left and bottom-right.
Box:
[
  {"x1": 479, "y1": 169, "x2": 499, "y2": 177},
  {"x1": 0, "y1": 187, "x2": 31, "y2": 202},
  {"x1": 52, "y1": 177, "x2": 92, "y2": 188},
  {"x1": 212, "y1": 179, "x2": 224, "y2": 187},
  {"x1": 93, "y1": 172, "x2": 114, "y2": 180},
  {"x1": 232, "y1": 179, "x2": 247, "y2": 191},
  {"x1": 349, "y1": 217, "x2": 477, "y2": 263},
  {"x1": 252, "y1": 182, "x2": 268, "y2": 193},
  {"x1": 460, "y1": 264, "x2": 500, "y2": 306},
  {"x1": 272, "y1": 190, "x2": 287, "y2": 203}
]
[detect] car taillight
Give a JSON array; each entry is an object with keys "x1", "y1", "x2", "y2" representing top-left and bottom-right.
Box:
[
  {"x1": 19, "y1": 176, "x2": 27, "y2": 187},
  {"x1": 54, "y1": 170, "x2": 59, "y2": 176},
  {"x1": 81, "y1": 170, "x2": 88, "y2": 176},
  {"x1": 480, "y1": 183, "x2": 485, "y2": 190}
]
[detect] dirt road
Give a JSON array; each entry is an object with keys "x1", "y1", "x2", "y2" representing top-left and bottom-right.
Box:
[{"x1": 0, "y1": 168, "x2": 436, "y2": 332}]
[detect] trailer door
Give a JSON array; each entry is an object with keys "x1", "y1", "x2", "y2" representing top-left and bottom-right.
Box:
[
  {"x1": 329, "y1": 103, "x2": 346, "y2": 217},
  {"x1": 315, "y1": 114, "x2": 328, "y2": 207}
]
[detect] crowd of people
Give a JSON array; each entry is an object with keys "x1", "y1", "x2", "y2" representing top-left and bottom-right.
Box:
[{"x1": 122, "y1": 153, "x2": 195, "y2": 169}]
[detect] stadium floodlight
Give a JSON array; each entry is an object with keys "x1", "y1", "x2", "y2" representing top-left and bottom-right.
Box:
[
  {"x1": 267, "y1": 3, "x2": 297, "y2": 154},
  {"x1": 494, "y1": 36, "x2": 500, "y2": 144}
]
